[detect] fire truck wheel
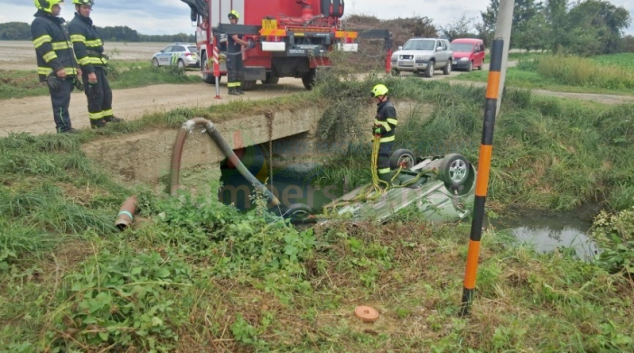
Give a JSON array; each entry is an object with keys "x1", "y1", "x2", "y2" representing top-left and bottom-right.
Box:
[
  {"x1": 241, "y1": 80, "x2": 256, "y2": 91},
  {"x1": 302, "y1": 70, "x2": 316, "y2": 90},
  {"x1": 263, "y1": 74, "x2": 279, "y2": 84},
  {"x1": 201, "y1": 53, "x2": 216, "y2": 84}
]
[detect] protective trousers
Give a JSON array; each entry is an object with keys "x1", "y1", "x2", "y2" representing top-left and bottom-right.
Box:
[
  {"x1": 82, "y1": 67, "x2": 114, "y2": 123},
  {"x1": 48, "y1": 78, "x2": 74, "y2": 133},
  {"x1": 226, "y1": 54, "x2": 244, "y2": 90},
  {"x1": 377, "y1": 141, "x2": 393, "y2": 184}
]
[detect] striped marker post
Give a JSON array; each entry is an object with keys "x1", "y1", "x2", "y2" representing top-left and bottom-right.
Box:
[
  {"x1": 460, "y1": 38, "x2": 504, "y2": 316},
  {"x1": 213, "y1": 35, "x2": 221, "y2": 99}
]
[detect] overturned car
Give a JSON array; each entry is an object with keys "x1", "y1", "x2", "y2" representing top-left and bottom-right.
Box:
[{"x1": 283, "y1": 150, "x2": 477, "y2": 224}]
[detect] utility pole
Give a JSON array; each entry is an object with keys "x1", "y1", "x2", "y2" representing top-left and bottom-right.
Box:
[{"x1": 493, "y1": 0, "x2": 515, "y2": 116}]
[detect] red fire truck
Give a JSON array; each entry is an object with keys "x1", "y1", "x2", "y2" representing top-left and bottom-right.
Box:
[{"x1": 181, "y1": 0, "x2": 392, "y2": 90}]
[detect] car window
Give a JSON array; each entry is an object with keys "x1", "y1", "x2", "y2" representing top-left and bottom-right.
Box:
[
  {"x1": 188, "y1": 46, "x2": 197, "y2": 53},
  {"x1": 440, "y1": 41, "x2": 448, "y2": 50},
  {"x1": 452, "y1": 43, "x2": 474, "y2": 52},
  {"x1": 162, "y1": 46, "x2": 174, "y2": 53},
  {"x1": 403, "y1": 39, "x2": 435, "y2": 51},
  {"x1": 173, "y1": 46, "x2": 185, "y2": 52}
]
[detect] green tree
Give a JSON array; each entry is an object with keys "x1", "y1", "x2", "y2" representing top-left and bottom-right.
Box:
[{"x1": 439, "y1": 11, "x2": 479, "y2": 40}]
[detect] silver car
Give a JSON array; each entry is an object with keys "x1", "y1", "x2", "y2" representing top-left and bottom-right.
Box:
[
  {"x1": 391, "y1": 38, "x2": 453, "y2": 78},
  {"x1": 151, "y1": 43, "x2": 199, "y2": 69}
]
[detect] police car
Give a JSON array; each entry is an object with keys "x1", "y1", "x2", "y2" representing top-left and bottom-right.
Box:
[{"x1": 151, "y1": 43, "x2": 199, "y2": 68}]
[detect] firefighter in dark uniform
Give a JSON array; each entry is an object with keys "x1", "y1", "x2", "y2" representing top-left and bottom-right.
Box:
[
  {"x1": 371, "y1": 84, "x2": 398, "y2": 186},
  {"x1": 31, "y1": 0, "x2": 82, "y2": 134},
  {"x1": 226, "y1": 10, "x2": 251, "y2": 95},
  {"x1": 68, "y1": 0, "x2": 123, "y2": 128}
]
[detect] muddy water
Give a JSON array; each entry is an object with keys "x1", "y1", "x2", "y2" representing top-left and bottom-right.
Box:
[{"x1": 488, "y1": 208, "x2": 601, "y2": 261}]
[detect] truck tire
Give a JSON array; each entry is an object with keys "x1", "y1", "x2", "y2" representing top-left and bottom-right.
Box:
[
  {"x1": 201, "y1": 53, "x2": 216, "y2": 84},
  {"x1": 263, "y1": 73, "x2": 279, "y2": 84},
  {"x1": 302, "y1": 70, "x2": 316, "y2": 90},
  {"x1": 424, "y1": 61, "x2": 434, "y2": 78},
  {"x1": 241, "y1": 80, "x2": 256, "y2": 91}
]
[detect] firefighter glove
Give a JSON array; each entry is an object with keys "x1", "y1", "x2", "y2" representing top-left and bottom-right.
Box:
[
  {"x1": 247, "y1": 39, "x2": 255, "y2": 49},
  {"x1": 45, "y1": 73, "x2": 62, "y2": 91},
  {"x1": 374, "y1": 127, "x2": 382, "y2": 134},
  {"x1": 72, "y1": 78, "x2": 84, "y2": 91}
]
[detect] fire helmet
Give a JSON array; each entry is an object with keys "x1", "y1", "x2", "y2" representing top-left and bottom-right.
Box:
[
  {"x1": 370, "y1": 84, "x2": 389, "y2": 97},
  {"x1": 35, "y1": 0, "x2": 64, "y2": 13},
  {"x1": 73, "y1": 0, "x2": 94, "y2": 5},
  {"x1": 228, "y1": 10, "x2": 240, "y2": 20}
]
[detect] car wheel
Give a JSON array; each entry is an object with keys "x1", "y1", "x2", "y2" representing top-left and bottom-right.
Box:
[
  {"x1": 201, "y1": 53, "x2": 216, "y2": 84},
  {"x1": 282, "y1": 203, "x2": 315, "y2": 224},
  {"x1": 152, "y1": 58, "x2": 159, "y2": 67},
  {"x1": 466, "y1": 61, "x2": 473, "y2": 72},
  {"x1": 443, "y1": 60, "x2": 452, "y2": 75},
  {"x1": 390, "y1": 68, "x2": 400, "y2": 77},
  {"x1": 438, "y1": 153, "x2": 470, "y2": 187},
  {"x1": 477, "y1": 63, "x2": 483, "y2": 70},
  {"x1": 424, "y1": 61, "x2": 434, "y2": 78},
  {"x1": 177, "y1": 59, "x2": 185, "y2": 69},
  {"x1": 389, "y1": 149, "x2": 416, "y2": 170}
]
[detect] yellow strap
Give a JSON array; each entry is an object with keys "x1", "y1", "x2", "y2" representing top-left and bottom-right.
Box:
[
  {"x1": 378, "y1": 168, "x2": 391, "y2": 174},
  {"x1": 386, "y1": 118, "x2": 398, "y2": 125},
  {"x1": 43, "y1": 51, "x2": 58, "y2": 63},
  {"x1": 102, "y1": 109, "x2": 114, "y2": 116},
  {"x1": 38, "y1": 67, "x2": 78, "y2": 75},
  {"x1": 33, "y1": 35, "x2": 52, "y2": 48},
  {"x1": 380, "y1": 135, "x2": 395, "y2": 143},
  {"x1": 70, "y1": 34, "x2": 86, "y2": 43},
  {"x1": 78, "y1": 57, "x2": 107, "y2": 65}
]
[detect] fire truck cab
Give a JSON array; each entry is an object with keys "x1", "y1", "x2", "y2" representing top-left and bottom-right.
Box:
[{"x1": 181, "y1": 0, "x2": 361, "y2": 90}]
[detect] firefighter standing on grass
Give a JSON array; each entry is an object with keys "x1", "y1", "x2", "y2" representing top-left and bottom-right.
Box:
[
  {"x1": 68, "y1": 0, "x2": 123, "y2": 128},
  {"x1": 31, "y1": 0, "x2": 82, "y2": 134},
  {"x1": 371, "y1": 83, "x2": 398, "y2": 187},
  {"x1": 226, "y1": 10, "x2": 253, "y2": 95}
]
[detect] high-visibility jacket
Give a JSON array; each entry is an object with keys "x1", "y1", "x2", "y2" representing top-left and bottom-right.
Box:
[
  {"x1": 68, "y1": 13, "x2": 108, "y2": 74},
  {"x1": 374, "y1": 99, "x2": 398, "y2": 143},
  {"x1": 31, "y1": 10, "x2": 78, "y2": 82}
]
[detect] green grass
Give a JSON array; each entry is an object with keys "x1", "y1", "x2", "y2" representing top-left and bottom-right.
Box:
[
  {"x1": 453, "y1": 53, "x2": 634, "y2": 95},
  {"x1": 1, "y1": 75, "x2": 633, "y2": 352},
  {"x1": 0, "y1": 61, "x2": 200, "y2": 100}
]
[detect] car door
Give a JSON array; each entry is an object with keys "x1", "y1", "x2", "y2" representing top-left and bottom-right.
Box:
[
  {"x1": 436, "y1": 40, "x2": 448, "y2": 67},
  {"x1": 476, "y1": 43, "x2": 485, "y2": 67},
  {"x1": 159, "y1": 46, "x2": 173, "y2": 66},
  {"x1": 170, "y1": 46, "x2": 185, "y2": 66}
]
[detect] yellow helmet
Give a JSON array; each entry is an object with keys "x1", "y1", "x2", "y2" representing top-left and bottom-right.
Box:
[
  {"x1": 370, "y1": 84, "x2": 389, "y2": 97},
  {"x1": 72, "y1": 0, "x2": 94, "y2": 5},
  {"x1": 228, "y1": 10, "x2": 240, "y2": 20},
  {"x1": 35, "y1": 0, "x2": 64, "y2": 13}
]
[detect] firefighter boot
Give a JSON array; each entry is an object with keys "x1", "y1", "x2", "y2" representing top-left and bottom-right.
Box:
[
  {"x1": 237, "y1": 88, "x2": 244, "y2": 95},
  {"x1": 104, "y1": 116, "x2": 124, "y2": 124},
  {"x1": 228, "y1": 88, "x2": 240, "y2": 96},
  {"x1": 90, "y1": 119, "x2": 107, "y2": 129}
]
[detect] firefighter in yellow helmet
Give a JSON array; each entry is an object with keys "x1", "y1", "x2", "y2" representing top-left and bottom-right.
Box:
[
  {"x1": 31, "y1": 0, "x2": 82, "y2": 133},
  {"x1": 68, "y1": 0, "x2": 124, "y2": 128},
  {"x1": 371, "y1": 83, "x2": 398, "y2": 186},
  {"x1": 226, "y1": 10, "x2": 253, "y2": 95}
]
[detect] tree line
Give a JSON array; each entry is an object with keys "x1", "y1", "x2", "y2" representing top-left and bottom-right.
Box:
[
  {"x1": 0, "y1": 22, "x2": 194, "y2": 42},
  {"x1": 442, "y1": 0, "x2": 632, "y2": 55}
]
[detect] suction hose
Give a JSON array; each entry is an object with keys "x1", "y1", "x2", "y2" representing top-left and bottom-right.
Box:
[
  {"x1": 169, "y1": 117, "x2": 281, "y2": 207},
  {"x1": 115, "y1": 195, "x2": 137, "y2": 231}
]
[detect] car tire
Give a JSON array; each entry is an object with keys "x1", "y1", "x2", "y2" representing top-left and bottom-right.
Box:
[
  {"x1": 282, "y1": 203, "x2": 315, "y2": 224},
  {"x1": 443, "y1": 60, "x2": 452, "y2": 75},
  {"x1": 201, "y1": 53, "x2": 217, "y2": 84},
  {"x1": 390, "y1": 68, "x2": 400, "y2": 77},
  {"x1": 177, "y1": 59, "x2": 185, "y2": 70},
  {"x1": 477, "y1": 63, "x2": 483, "y2": 70},
  {"x1": 424, "y1": 61, "x2": 434, "y2": 78},
  {"x1": 389, "y1": 149, "x2": 416, "y2": 170},
  {"x1": 438, "y1": 153, "x2": 470, "y2": 187},
  {"x1": 152, "y1": 58, "x2": 159, "y2": 67},
  {"x1": 466, "y1": 61, "x2": 473, "y2": 72}
]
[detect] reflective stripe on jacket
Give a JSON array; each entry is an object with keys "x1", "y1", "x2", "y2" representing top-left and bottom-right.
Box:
[
  {"x1": 68, "y1": 13, "x2": 107, "y2": 74},
  {"x1": 31, "y1": 10, "x2": 78, "y2": 82}
]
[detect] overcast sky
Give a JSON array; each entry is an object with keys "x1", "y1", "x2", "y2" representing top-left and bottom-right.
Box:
[{"x1": 1, "y1": 0, "x2": 632, "y2": 35}]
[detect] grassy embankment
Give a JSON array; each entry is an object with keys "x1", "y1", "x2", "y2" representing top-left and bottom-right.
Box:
[
  {"x1": 1, "y1": 75, "x2": 633, "y2": 352},
  {"x1": 452, "y1": 52, "x2": 634, "y2": 95},
  {"x1": 0, "y1": 60, "x2": 200, "y2": 100}
]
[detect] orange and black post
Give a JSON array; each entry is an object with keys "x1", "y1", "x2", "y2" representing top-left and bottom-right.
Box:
[{"x1": 460, "y1": 38, "x2": 504, "y2": 316}]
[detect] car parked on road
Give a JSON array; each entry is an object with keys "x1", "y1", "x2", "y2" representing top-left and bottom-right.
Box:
[
  {"x1": 450, "y1": 38, "x2": 486, "y2": 72},
  {"x1": 151, "y1": 43, "x2": 199, "y2": 69},
  {"x1": 390, "y1": 38, "x2": 453, "y2": 78}
]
